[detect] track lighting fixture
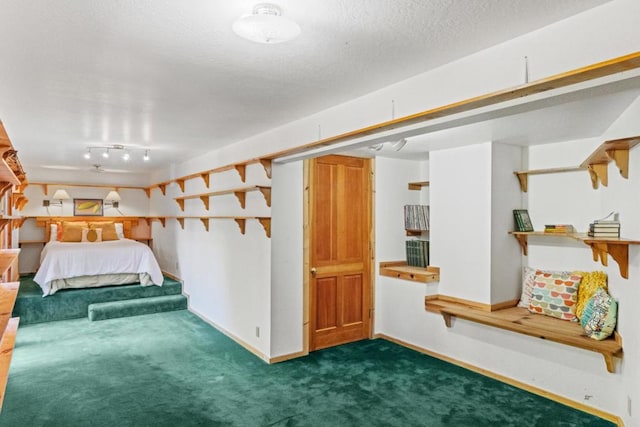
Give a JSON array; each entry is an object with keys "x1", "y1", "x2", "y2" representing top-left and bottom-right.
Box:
[{"x1": 83, "y1": 144, "x2": 151, "y2": 163}]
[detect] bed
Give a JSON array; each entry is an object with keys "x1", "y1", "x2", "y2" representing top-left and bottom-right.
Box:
[{"x1": 32, "y1": 218, "x2": 163, "y2": 296}]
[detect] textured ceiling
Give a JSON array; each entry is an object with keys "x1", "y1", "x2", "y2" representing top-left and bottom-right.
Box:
[{"x1": 0, "y1": 0, "x2": 611, "y2": 176}]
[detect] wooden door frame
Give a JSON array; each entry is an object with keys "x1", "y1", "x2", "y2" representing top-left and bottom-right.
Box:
[{"x1": 302, "y1": 156, "x2": 375, "y2": 354}]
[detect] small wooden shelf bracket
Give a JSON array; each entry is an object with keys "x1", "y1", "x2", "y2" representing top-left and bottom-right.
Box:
[
  {"x1": 176, "y1": 218, "x2": 185, "y2": 229},
  {"x1": 234, "y1": 218, "x2": 246, "y2": 235},
  {"x1": 259, "y1": 159, "x2": 272, "y2": 179},
  {"x1": 158, "y1": 184, "x2": 167, "y2": 196},
  {"x1": 258, "y1": 186, "x2": 271, "y2": 207},
  {"x1": 513, "y1": 234, "x2": 528, "y2": 256},
  {"x1": 233, "y1": 192, "x2": 246, "y2": 209},
  {"x1": 408, "y1": 181, "x2": 430, "y2": 191},
  {"x1": 584, "y1": 241, "x2": 630, "y2": 279},
  {"x1": 234, "y1": 164, "x2": 246, "y2": 183},
  {"x1": 199, "y1": 217, "x2": 209, "y2": 232},
  {"x1": 587, "y1": 163, "x2": 608, "y2": 189},
  {"x1": 258, "y1": 218, "x2": 271, "y2": 238},
  {"x1": 176, "y1": 179, "x2": 185, "y2": 193},
  {"x1": 176, "y1": 199, "x2": 185, "y2": 212},
  {"x1": 200, "y1": 173, "x2": 210, "y2": 188},
  {"x1": 199, "y1": 196, "x2": 210, "y2": 210}
]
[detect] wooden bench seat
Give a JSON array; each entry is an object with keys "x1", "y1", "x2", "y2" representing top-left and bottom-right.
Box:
[{"x1": 425, "y1": 295, "x2": 622, "y2": 373}]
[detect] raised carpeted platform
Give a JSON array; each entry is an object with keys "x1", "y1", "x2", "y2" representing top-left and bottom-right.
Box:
[
  {"x1": 12, "y1": 275, "x2": 184, "y2": 324},
  {"x1": 88, "y1": 294, "x2": 188, "y2": 321}
]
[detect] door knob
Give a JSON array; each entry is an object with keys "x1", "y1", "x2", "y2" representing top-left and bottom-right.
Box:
[{"x1": 311, "y1": 267, "x2": 317, "y2": 276}]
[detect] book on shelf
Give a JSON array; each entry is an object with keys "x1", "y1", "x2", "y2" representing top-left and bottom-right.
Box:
[
  {"x1": 405, "y1": 239, "x2": 429, "y2": 268},
  {"x1": 404, "y1": 205, "x2": 430, "y2": 232},
  {"x1": 588, "y1": 214, "x2": 621, "y2": 238},
  {"x1": 544, "y1": 224, "x2": 576, "y2": 234},
  {"x1": 513, "y1": 209, "x2": 534, "y2": 232}
]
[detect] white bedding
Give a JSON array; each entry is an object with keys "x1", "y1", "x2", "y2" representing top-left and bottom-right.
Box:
[{"x1": 34, "y1": 239, "x2": 164, "y2": 296}]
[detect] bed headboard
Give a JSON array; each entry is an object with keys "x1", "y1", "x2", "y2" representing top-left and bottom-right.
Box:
[{"x1": 35, "y1": 216, "x2": 142, "y2": 240}]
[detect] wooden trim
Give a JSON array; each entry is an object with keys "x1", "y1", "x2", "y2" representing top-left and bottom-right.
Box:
[
  {"x1": 268, "y1": 350, "x2": 309, "y2": 364},
  {"x1": 302, "y1": 160, "x2": 310, "y2": 355},
  {"x1": 490, "y1": 298, "x2": 520, "y2": 311},
  {"x1": 373, "y1": 333, "x2": 623, "y2": 426},
  {"x1": 188, "y1": 306, "x2": 269, "y2": 364}
]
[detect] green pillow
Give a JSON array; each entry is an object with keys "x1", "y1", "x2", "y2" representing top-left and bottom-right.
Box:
[{"x1": 581, "y1": 288, "x2": 617, "y2": 340}]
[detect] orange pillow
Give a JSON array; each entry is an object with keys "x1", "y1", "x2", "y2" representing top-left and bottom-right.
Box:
[
  {"x1": 89, "y1": 222, "x2": 118, "y2": 241},
  {"x1": 61, "y1": 221, "x2": 88, "y2": 242}
]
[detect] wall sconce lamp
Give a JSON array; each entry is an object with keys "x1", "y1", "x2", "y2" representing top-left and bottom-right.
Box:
[
  {"x1": 43, "y1": 189, "x2": 71, "y2": 207},
  {"x1": 104, "y1": 190, "x2": 121, "y2": 209}
]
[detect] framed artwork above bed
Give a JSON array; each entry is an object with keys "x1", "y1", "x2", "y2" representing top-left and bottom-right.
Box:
[{"x1": 73, "y1": 199, "x2": 104, "y2": 216}]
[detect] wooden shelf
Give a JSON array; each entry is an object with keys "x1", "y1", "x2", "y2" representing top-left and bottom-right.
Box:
[
  {"x1": 146, "y1": 158, "x2": 272, "y2": 196},
  {"x1": 425, "y1": 295, "x2": 622, "y2": 373},
  {"x1": 408, "y1": 181, "x2": 429, "y2": 190},
  {"x1": 509, "y1": 231, "x2": 640, "y2": 279},
  {"x1": 174, "y1": 185, "x2": 271, "y2": 211},
  {"x1": 580, "y1": 136, "x2": 640, "y2": 189},
  {"x1": 379, "y1": 261, "x2": 439, "y2": 283},
  {"x1": 514, "y1": 135, "x2": 639, "y2": 192},
  {"x1": 146, "y1": 216, "x2": 271, "y2": 237}
]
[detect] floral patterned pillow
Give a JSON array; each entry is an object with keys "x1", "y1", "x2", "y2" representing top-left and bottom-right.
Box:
[
  {"x1": 581, "y1": 288, "x2": 617, "y2": 340},
  {"x1": 529, "y1": 272, "x2": 582, "y2": 321}
]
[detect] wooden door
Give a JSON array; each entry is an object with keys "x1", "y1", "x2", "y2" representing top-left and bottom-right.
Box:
[{"x1": 308, "y1": 155, "x2": 372, "y2": 351}]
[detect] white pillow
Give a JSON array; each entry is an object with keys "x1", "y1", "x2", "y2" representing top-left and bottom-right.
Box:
[
  {"x1": 50, "y1": 224, "x2": 58, "y2": 242},
  {"x1": 114, "y1": 223, "x2": 125, "y2": 239}
]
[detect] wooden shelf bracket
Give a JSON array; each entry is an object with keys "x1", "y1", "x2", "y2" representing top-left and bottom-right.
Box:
[
  {"x1": 259, "y1": 159, "x2": 272, "y2": 179},
  {"x1": 258, "y1": 218, "x2": 271, "y2": 238},
  {"x1": 233, "y1": 191, "x2": 246, "y2": 209},
  {"x1": 234, "y1": 218, "x2": 246, "y2": 235},
  {"x1": 199, "y1": 217, "x2": 209, "y2": 232},
  {"x1": 234, "y1": 164, "x2": 246, "y2": 183},
  {"x1": 199, "y1": 196, "x2": 210, "y2": 210},
  {"x1": 584, "y1": 240, "x2": 630, "y2": 279}
]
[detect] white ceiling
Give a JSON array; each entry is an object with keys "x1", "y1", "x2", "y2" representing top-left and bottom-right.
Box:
[{"x1": 0, "y1": 0, "x2": 612, "y2": 177}]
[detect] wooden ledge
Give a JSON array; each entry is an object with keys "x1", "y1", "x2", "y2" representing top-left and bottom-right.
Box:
[
  {"x1": 425, "y1": 296, "x2": 622, "y2": 373},
  {"x1": 379, "y1": 261, "x2": 439, "y2": 283}
]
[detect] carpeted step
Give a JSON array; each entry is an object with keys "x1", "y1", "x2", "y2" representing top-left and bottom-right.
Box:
[{"x1": 88, "y1": 295, "x2": 187, "y2": 321}]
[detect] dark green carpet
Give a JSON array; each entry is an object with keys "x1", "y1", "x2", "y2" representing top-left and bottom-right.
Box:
[
  {"x1": 0, "y1": 311, "x2": 614, "y2": 427},
  {"x1": 12, "y1": 275, "x2": 183, "y2": 324}
]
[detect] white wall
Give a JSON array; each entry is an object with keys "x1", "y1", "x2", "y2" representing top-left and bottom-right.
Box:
[
  {"x1": 430, "y1": 143, "x2": 493, "y2": 303},
  {"x1": 149, "y1": 162, "x2": 273, "y2": 357},
  {"x1": 270, "y1": 161, "x2": 304, "y2": 357}
]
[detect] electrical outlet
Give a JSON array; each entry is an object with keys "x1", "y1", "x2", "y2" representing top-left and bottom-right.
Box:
[{"x1": 255, "y1": 326, "x2": 260, "y2": 338}]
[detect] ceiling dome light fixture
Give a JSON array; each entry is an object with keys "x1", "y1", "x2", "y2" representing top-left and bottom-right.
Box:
[{"x1": 232, "y1": 3, "x2": 301, "y2": 44}]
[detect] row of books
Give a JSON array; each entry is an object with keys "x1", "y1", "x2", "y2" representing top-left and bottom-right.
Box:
[
  {"x1": 406, "y1": 239, "x2": 429, "y2": 268},
  {"x1": 404, "y1": 205, "x2": 430, "y2": 231},
  {"x1": 544, "y1": 224, "x2": 576, "y2": 234}
]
